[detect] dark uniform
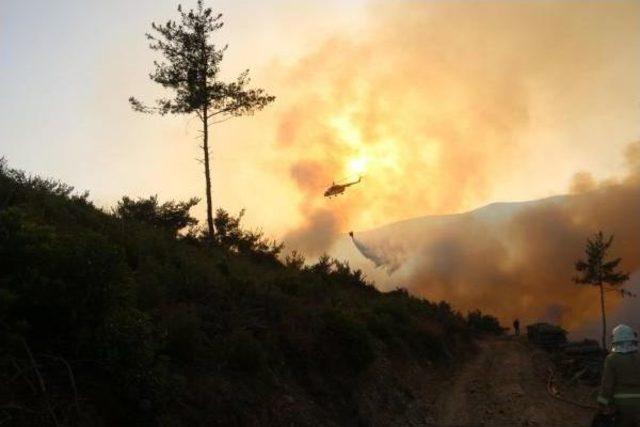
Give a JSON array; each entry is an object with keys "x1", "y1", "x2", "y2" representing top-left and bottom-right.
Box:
[{"x1": 598, "y1": 351, "x2": 640, "y2": 426}]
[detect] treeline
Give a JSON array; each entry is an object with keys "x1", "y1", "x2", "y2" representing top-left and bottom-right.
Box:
[{"x1": 0, "y1": 160, "x2": 502, "y2": 426}]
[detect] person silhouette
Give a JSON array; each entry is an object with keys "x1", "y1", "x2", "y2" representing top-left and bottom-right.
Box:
[{"x1": 513, "y1": 319, "x2": 520, "y2": 336}]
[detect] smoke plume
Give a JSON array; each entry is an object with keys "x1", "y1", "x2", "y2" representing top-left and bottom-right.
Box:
[
  {"x1": 347, "y1": 142, "x2": 640, "y2": 331},
  {"x1": 350, "y1": 231, "x2": 403, "y2": 274},
  {"x1": 275, "y1": 0, "x2": 640, "y2": 255}
]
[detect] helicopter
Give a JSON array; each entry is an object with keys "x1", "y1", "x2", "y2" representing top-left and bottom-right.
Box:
[{"x1": 324, "y1": 176, "x2": 362, "y2": 198}]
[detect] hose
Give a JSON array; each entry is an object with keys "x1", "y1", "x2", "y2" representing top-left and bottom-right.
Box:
[{"x1": 546, "y1": 367, "x2": 598, "y2": 410}]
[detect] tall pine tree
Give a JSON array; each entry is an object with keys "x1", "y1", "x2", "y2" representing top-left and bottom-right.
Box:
[
  {"x1": 574, "y1": 231, "x2": 630, "y2": 350},
  {"x1": 130, "y1": 1, "x2": 275, "y2": 240}
]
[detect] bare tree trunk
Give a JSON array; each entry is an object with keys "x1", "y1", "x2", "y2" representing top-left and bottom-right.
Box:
[
  {"x1": 202, "y1": 107, "x2": 214, "y2": 241},
  {"x1": 599, "y1": 282, "x2": 607, "y2": 350}
]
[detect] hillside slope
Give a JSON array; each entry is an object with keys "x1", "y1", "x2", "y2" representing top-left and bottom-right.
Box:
[
  {"x1": 332, "y1": 184, "x2": 639, "y2": 330},
  {"x1": 331, "y1": 196, "x2": 568, "y2": 280},
  {"x1": 0, "y1": 161, "x2": 503, "y2": 426}
]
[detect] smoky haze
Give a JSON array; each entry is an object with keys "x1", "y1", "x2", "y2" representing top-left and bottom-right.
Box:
[
  {"x1": 275, "y1": 0, "x2": 640, "y2": 256},
  {"x1": 342, "y1": 142, "x2": 640, "y2": 331},
  {"x1": 349, "y1": 232, "x2": 403, "y2": 274}
]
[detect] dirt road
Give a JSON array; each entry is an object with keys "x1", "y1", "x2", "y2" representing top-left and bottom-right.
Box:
[{"x1": 433, "y1": 337, "x2": 596, "y2": 426}]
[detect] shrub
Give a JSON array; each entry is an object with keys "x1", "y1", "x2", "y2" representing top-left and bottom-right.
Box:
[
  {"x1": 322, "y1": 309, "x2": 375, "y2": 372},
  {"x1": 225, "y1": 329, "x2": 267, "y2": 374},
  {"x1": 0, "y1": 161, "x2": 498, "y2": 425},
  {"x1": 467, "y1": 310, "x2": 505, "y2": 335},
  {"x1": 163, "y1": 305, "x2": 203, "y2": 363},
  {"x1": 115, "y1": 195, "x2": 199, "y2": 236}
]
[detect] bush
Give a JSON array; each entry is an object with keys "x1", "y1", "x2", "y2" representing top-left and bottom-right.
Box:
[
  {"x1": 115, "y1": 195, "x2": 199, "y2": 236},
  {"x1": 163, "y1": 305, "x2": 203, "y2": 363},
  {"x1": 0, "y1": 161, "x2": 497, "y2": 425},
  {"x1": 466, "y1": 310, "x2": 505, "y2": 335},
  {"x1": 322, "y1": 309, "x2": 375, "y2": 372},
  {"x1": 226, "y1": 329, "x2": 267, "y2": 374}
]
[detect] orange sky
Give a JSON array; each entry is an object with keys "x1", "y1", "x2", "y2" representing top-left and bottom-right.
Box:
[{"x1": 269, "y1": 0, "x2": 640, "y2": 253}]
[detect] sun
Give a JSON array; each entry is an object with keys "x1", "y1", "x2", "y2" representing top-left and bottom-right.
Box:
[{"x1": 347, "y1": 156, "x2": 368, "y2": 176}]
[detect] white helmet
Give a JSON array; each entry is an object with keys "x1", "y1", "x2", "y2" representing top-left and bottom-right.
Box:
[{"x1": 612, "y1": 324, "x2": 637, "y2": 344}]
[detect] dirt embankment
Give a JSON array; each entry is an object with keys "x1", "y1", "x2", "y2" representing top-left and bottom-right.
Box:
[{"x1": 433, "y1": 337, "x2": 596, "y2": 427}]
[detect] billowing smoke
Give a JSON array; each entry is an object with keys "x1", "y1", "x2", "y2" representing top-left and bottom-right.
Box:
[
  {"x1": 570, "y1": 172, "x2": 596, "y2": 194},
  {"x1": 574, "y1": 271, "x2": 640, "y2": 340},
  {"x1": 276, "y1": 0, "x2": 640, "y2": 255},
  {"x1": 283, "y1": 160, "x2": 345, "y2": 255},
  {"x1": 268, "y1": 0, "x2": 640, "y2": 333},
  {"x1": 345, "y1": 142, "x2": 640, "y2": 331},
  {"x1": 349, "y1": 231, "x2": 403, "y2": 274}
]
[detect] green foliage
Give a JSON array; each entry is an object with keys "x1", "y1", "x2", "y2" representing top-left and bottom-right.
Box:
[
  {"x1": 322, "y1": 309, "x2": 375, "y2": 372},
  {"x1": 214, "y1": 208, "x2": 283, "y2": 261},
  {"x1": 129, "y1": 0, "x2": 275, "y2": 117},
  {"x1": 574, "y1": 230, "x2": 631, "y2": 350},
  {"x1": 225, "y1": 329, "x2": 267, "y2": 374},
  {"x1": 466, "y1": 310, "x2": 505, "y2": 335},
  {"x1": 99, "y1": 307, "x2": 157, "y2": 379},
  {"x1": 284, "y1": 250, "x2": 305, "y2": 270},
  {"x1": 574, "y1": 231, "x2": 629, "y2": 288},
  {"x1": 115, "y1": 195, "x2": 199, "y2": 235},
  {"x1": 364, "y1": 290, "x2": 470, "y2": 361},
  {"x1": 163, "y1": 305, "x2": 203, "y2": 363},
  {"x1": 129, "y1": 1, "x2": 276, "y2": 241},
  {"x1": 0, "y1": 162, "x2": 488, "y2": 426}
]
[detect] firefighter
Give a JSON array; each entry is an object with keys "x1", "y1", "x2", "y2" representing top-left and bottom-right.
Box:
[
  {"x1": 513, "y1": 318, "x2": 520, "y2": 336},
  {"x1": 598, "y1": 324, "x2": 640, "y2": 426}
]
